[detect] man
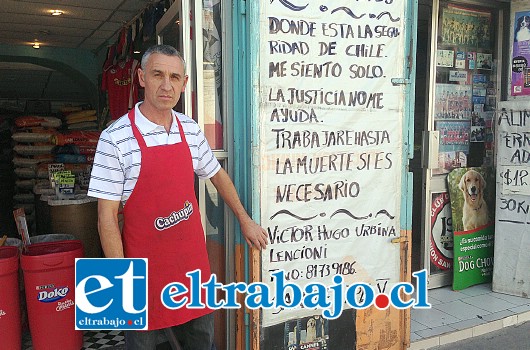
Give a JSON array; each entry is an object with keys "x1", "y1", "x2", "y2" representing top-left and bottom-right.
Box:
[{"x1": 88, "y1": 44, "x2": 268, "y2": 350}]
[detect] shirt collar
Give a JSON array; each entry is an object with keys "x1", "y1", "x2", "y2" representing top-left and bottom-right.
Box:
[{"x1": 133, "y1": 102, "x2": 178, "y2": 134}]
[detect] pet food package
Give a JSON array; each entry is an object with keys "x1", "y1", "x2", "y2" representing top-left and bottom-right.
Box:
[
  {"x1": 52, "y1": 131, "x2": 100, "y2": 147},
  {"x1": 14, "y1": 116, "x2": 61, "y2": 128}
]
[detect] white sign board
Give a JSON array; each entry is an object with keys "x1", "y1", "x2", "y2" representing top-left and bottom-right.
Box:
[
  {"x1": 493, "y1": 101, "x2": 530, "y2": 298},
  {"x1": 258, "y1": 0, "x2": 408, "y2": 326}
]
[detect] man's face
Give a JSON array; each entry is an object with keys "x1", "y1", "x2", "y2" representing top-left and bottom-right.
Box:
[{"x1": 138, "y1": 53, "x2": 188, "y2": 112}]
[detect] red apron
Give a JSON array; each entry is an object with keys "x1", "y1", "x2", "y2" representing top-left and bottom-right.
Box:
[{"x1": 123, "y1": 109, "x2": 212, "y2": 330}]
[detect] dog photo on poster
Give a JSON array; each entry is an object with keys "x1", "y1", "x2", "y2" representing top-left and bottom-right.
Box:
[{"x1": 447, "y1": 167, "x2": 496, "y2": 290}]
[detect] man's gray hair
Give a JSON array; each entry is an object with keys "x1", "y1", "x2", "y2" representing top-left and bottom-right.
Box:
[{"x1": 141, "y1": 45, "x2": 186, "y2": 73}]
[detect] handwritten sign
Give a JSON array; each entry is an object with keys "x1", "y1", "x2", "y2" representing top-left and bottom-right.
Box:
[
  {"x1": 493, "y1": 101, "x2": 530, "y2": 298},
  {"x1": 259, "y1": 0, "x2": 407, "y2": 326},
  {"x1": 499, "y1": 165, "x2": 530, "y2": 195}
]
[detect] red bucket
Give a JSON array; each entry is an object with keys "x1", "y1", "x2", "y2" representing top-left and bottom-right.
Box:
[
  {"x1": 0, "y1": 246, "x2": 21, "y2": 350},
  {"x1": 21, "y1": 240, "x2": 84, "y2": 350}
]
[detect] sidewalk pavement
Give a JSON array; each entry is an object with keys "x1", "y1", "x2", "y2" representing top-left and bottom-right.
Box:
[{"x1": 430, "y1": 321, "x2": 530, "y2": 350}]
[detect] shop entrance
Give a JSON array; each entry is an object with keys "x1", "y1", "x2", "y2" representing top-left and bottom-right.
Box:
[
  {"x1": 392, "y1": 0, "x2": 530, "y2": 346},
  {"x1": 157, "y1": 1, "x2": 233, "y2": 349},
  {"x1": 412, "y1": 0, "x2": 504, "y2": 289}
]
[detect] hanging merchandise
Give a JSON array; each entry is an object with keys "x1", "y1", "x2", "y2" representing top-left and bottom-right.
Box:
[
  {"x1": 102, "y1": 44, "x2": 118, "y2": 72},
  {"x1": 125, "y1": 26, "x2": 133, "y2": 58},
  {"x1": 132, "y1": 17, "x2": 144, "y2": 54},
  {"x1": 116, "y1": 27, "x2": 129, "y2": 62},
  {"x1": 101, "y1": 0, "x2": 170, "y2": 121},
  {"x1": 102, "y1": 57, "x2": 139, "y2": 120},
  {"x1": 101, "y1": 28, "x2": 139, "y2": 122},
  {"x1": 142, "y1": 1, "x2": 166, "y2": 42},
  {"x1": 130, "y1": 59, "x2": 141, "y2": 109}
]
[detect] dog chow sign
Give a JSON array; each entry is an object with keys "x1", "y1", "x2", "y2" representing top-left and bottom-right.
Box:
[{"x1": 447, "y1": 167, "x2": 495, "y2": 290}]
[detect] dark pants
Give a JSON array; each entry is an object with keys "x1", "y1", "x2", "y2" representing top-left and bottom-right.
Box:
[{"x1": 125, "y1": 313, "x2": 214, "y2": 350}]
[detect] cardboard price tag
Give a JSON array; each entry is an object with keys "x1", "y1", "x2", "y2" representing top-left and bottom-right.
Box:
[
  {"x1": 53, "y1": 171, "x2": 76, "y2": 198},
  {"x1": 48, "y1": 163, "x2": 65, "y2": 189}
]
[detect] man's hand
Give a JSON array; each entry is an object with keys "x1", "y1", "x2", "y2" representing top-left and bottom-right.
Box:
[
  {"x1": 240, "y1": 218, "x2": 268, "y2": 250},
  {"x1": 209, "y1": 168, "x2": 268, "y2": 250}
]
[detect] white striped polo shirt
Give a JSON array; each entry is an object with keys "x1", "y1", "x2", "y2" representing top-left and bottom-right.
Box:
[{"x1": 87, "y1": 103, "x2": 221, "y2": 203}]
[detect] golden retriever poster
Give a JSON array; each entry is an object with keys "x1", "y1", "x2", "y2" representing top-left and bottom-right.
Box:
[{"x1": 447, "y1": 167, "x2": 495, "y2": 290}]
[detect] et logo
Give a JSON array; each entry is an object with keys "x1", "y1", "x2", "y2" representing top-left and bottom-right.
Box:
[{"x1": 75, "y1": 259, "x2": 147, "y2": 330}]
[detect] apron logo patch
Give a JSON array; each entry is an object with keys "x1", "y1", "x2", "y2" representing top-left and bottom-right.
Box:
[{"x1": 155, "y1": 201, "x2": 194, "y2": 231}]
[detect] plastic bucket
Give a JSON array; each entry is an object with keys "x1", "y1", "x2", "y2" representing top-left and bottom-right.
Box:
[
  {"x1": 4, "y1": 237, "x2": 29, "y2": 333},
  {"x1": 0, "y1": 246, "x2": 21, "y2": 350},
  {"x1": 21, "y1": 240, "x2": 84, "y2": 350},
  {"x1": 30, "y1": 234, "x2": 76, "y2": 244},
  {"x1": 5, "y1": 237, "x2": 22, "y2": 249}
]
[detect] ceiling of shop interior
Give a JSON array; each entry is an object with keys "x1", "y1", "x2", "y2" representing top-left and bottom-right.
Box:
[{"x1": 0, "y1": 0, "x2": 156, "y2": 106}]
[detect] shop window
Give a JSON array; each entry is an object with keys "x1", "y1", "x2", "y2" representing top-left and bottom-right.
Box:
[
  {"x1": 433, "y1": 2, "x2": 497, "y2": 176},
  {"x1": 201, "y1": 0, "x2": 224, "y2": 150}
]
